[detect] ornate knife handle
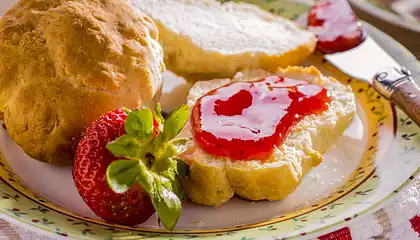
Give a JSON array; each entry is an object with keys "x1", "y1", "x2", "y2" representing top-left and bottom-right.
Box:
[{"x1": 373, "y1": 67, "x2": 420, "y2": 127}]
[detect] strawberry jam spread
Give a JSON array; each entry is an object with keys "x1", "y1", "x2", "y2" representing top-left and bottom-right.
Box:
[
  {"x1": 307, "y1": 0, "x2": 365, "y2": 54},
  {"x1": 191, "y1": 77, "x2": 331, "y2": 161}
]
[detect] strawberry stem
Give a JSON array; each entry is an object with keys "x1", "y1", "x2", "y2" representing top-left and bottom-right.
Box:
[{"x1": 105, "y1": 104, "x2": 190, "y2": 230}]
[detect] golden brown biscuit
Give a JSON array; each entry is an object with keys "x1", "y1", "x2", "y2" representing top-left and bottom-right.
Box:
[{"x1": 0, "y1": 0, "x2": 165, "y2": 164}]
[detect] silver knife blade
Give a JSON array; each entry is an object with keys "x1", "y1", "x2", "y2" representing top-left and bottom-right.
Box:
[{"x1": 324, "y1": 36, "x2": 400, "y2": 83}]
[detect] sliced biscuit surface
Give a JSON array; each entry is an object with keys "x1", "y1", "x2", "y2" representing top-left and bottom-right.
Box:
[
  {"x1": 180, "y1": 66, "x2": 356, "y2": 206},
  {"x1": 129, "y1": 0, "x2": 316, "y2": 80}
]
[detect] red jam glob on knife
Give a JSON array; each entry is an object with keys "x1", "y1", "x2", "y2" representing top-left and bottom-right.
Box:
[
  {"x1": 307, "y1": 0, "x2": 366, "y2": 54},
  {"x1": 191, "y1": 77, "x2": 331, "y2": 161}
]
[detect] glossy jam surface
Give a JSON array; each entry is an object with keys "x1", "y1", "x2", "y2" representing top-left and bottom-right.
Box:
[
  {"x1": 191, "y1": 77, "x2": 331, "y2": 161},
  {"x1": 307, "y1": 0, "x2": 365, "y2": 54}
]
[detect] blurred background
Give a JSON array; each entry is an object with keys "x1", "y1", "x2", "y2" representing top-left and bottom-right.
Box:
[
  {"x1": 221, "y1": 0, "x2": 420, "y2": 60},
  {"x1": 350, "y1": 0, "x2": 420, "y2": 59}
]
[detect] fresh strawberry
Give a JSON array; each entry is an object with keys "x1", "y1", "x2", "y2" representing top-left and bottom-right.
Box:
[
  {"x1": 72, "y1": 109, "x2": 155, "y2": 225},
  {"x1": 72, "y1": 105, "x2": 190, "y2": 230},
  {"x1": 307, "y1": 0, "x2": 365, "y2": 54}
]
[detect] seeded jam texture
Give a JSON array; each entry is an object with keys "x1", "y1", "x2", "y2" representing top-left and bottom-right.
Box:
[{"x1": 191, "y1": 76, "x2": 331, "y2": 160}]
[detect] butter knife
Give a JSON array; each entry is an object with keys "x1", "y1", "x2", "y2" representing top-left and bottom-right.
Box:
[{"x1": 325, "y1": 36, "x2": 420, "y2": 127}]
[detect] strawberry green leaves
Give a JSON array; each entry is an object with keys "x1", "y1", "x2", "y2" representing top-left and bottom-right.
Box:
[
  {"x1": 136, "y1": 160, "x2": 182, "y2": 230},
  {"x1": 150, "y1": 182, "x2": 181, "y2": 230},
  {"x1": 105, "y1": 105, "x2": 190, "y2": 231},
  {"x1": 169, "y1": 138, "x2": 190, "y2": 154},
  {"x1": 163, "y1": 105, "x2": 190, "y2": 142},
  {"x1": 106, "y1": 135, "x2": 144, "y2": 159},
  {"x1": 154, "y1": 103, "x2": 165, "y2": 126},
  {"x1": 106, "y1": 159, "x2": 182, "y2": 230},
  {"x1": 176, "y1": 158, "x2": 190, "y2": 178},
  {"x1": 125, "y1": 108, "x2": 154, "y2": 142},
  {"x1": 106, "y1": 108, "x2": 155, "y2": 159},
  {"x1": 106, "y1": 160, "x2": 140, "y2": 193},
  {"x1": 157, "y1": 138, "x2": 191, "y2": 160}
]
